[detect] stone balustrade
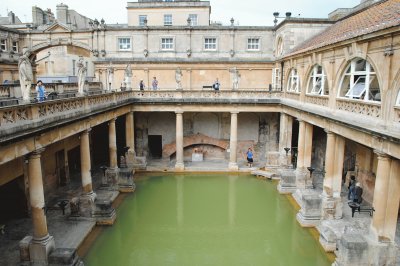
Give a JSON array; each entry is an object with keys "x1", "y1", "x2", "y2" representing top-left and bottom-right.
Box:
[
  {"x1": 336, "y1": 98, "x2": 381, "y2": 118},
  {"x1": 305, "y1": 94, "x2": 329, "y2": 107}
]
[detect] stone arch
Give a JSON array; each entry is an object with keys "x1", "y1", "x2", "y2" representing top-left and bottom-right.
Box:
[
  {"x1": 29, "y1": 40, "x2": 92, "y2": 57},
  {"x1": 193, "y1": 112, "x2": 219, "y2": 139},
  {"x1": 162, "y1": 133, "x2": 229, "y2": 158}
]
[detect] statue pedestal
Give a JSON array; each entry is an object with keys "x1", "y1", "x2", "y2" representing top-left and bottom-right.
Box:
[
  {"x1": 277, "y1": 168, "x2": 296, "y2": 194},
  {"x1": 118, "y1": 167, "x2": 135, "y2": 193}
]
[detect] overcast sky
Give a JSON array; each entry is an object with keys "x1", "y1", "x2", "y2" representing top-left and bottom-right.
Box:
[{"x1": 1, "y1": 0, "x2": 361, "y2": 26}]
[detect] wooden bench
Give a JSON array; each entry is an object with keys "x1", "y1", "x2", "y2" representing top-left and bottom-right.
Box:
[{"x1": 348, "y1": 202, "x2": 375, "y2": 217}]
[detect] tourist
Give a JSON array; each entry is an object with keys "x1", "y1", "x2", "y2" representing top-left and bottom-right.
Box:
[
  {"x1": 152, "y1": 77, "x2": 158, "y2": 90},
  {"x1": 139, "y1": 80, "x2": 145, "y2": 90},
  {"x1": 353, "y1": 182, "x2": 363, "y2": 204},
  {"x1": 35, "y1": 80, "x2": 46, "y2": 102},
  {"x1": 246, "y1": 148, "x2": 254, "y2": 167},
  {"x1": 213, "y1": 78, "x2": 220, "y2": 91},
  {"x1": 348, "y1": 175, "x2": 356, "y2": 201}
]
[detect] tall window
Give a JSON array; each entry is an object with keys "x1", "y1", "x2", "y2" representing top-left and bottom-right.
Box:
[
  {"x1": 287, "y1": 68, "x2": 299, "y2": 92},
  {"x1": 12, "y1": 41, "x2": 18, "y2": 53},
  {"x1": 307, "y1": 65, "x2": 328, "y2": 95},
  {"x1": 396, "y1": 91, "x2": 400, "y2": 106},
  {"x1": 338, "y1": 58, "x2": 380, "y2": 101},
  {"x1": 272, "y1": 68, "x2": 281, "y2": 90},
  {"x1": 189, "y1": 14, "x2": 198, "y2": 26},
  {"x1": 164, "y1": 14, "x2": 172, "y2": 26},
  {"x1": 118, "y1": 38, "x2": 131, "y2": 51},
  {"x1": 247, "y1": 38, "x2": 260, "y2": 50},
  {"x1": 0, "y1": 40, "x2": 6, "y2": 52},
  {"x1": 276, "y1": 37, "x2": 283, "y2": 56},
  {"x1": 139, "y1": 15, "x2": 147, "y2": 26},
  {"x1": 204, "y1": 38, "x2": 217, "y2": 50},
  {"x1": 161, "y1": 38, "x2": 174, "y2": 50}
]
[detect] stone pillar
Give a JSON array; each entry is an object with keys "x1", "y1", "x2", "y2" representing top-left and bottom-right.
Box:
[
  {"x1": 295, "y1": 120, "x2": 313, "y2": 189},
  {"x1": 278, "y1": 113, "x2": 293, "y2": 167},
  {"x1": 175, "y1": 111, "x2": 185, "y2": 171},
  {"x1": 370, "y1": 152, "x2": 400, "y2": 242},
  {"x1": 229, "y1": 112, "x2": 239, "y2": 170},
  {"x1": 79, "y1": 129, "x2": 96, "y2": 217},
  {"x1": 27, "y1": 149, "x2": 55, "y2": 265},
  {"x1": 321, "y1": 131, "x2": 344, "y2": 220},
  {"x1": 125, "y1": 112, "x2": 135, "y2": 155},
  {"x1": 104, "y1": 118, "x2": 119, "y2": 188}
]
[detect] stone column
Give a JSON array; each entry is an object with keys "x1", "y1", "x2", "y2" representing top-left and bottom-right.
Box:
[
  {"x1": 27, "y1": 149, "x2": 55, "y2": 264},
  {"x1": 295, "y1": 120, "x2": 312, "y2": 189},
  {"x1": 104, "y1": 118, "x2": 119, "y2": 188},
  {"x1": 229, "y1": 112, "x2": 239, "y2": 170},
  {"x1": 79, "y1": 129, "x2": 96, "y2": 217},
  {"x1": 175, "y1": 111, "x2": 185, "y2": 171},
  {"x1": 279, "y1": 113, "x2": 293, "y2": 166},
  {"x1": 370, "y1": 152, "x2": 400, "y2": 242},
  {"x1": 296, "y1": 120, "x2": 306, "y2": 169},
  {"x1": 321, "y1": 131, "x2": 344, "y2": 220}
]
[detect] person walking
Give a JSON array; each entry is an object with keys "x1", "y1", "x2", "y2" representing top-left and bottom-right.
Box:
[
  {"x1": 246, "y1": 148, "x2": 254, "y2": 167},
  {"x1": 152, "y1": 77, "x2": 158, "y2": 90},
  {"x1": 36, "y1": 80, "x2": 46, "y2": 102},
  {"x1": 139, "y1": 80, "x2": 145, "y2": 90}
]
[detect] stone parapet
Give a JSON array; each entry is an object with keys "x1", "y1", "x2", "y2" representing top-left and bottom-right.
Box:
[{"x1": 277, "y1": 168, "x2": 296, "y2": 194}]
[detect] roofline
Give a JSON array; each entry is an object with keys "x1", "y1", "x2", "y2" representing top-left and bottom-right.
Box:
[{"x1": 274, "y1": 18, "x2": 334, "y2": 30}]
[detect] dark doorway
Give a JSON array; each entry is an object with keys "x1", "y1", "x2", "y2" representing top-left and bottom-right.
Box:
[
  {"x1": 148, "y1": 135, "x2": 162, "y2": 159},
  {"x1": 56, "y1": 150, "x2": 67, "y2": 186},
  {"x1": 291, "y1": 120, "x2": 300, "y2": 167},
  {"x1": 68, "y1": 146, "x2": 81, "y2": 180},
  {"x1": 0, "y1": 176, "x2": 28, "y2": 223},
  {"x1": 91, "y1": 123, "x2": 109, "y2": 166}
]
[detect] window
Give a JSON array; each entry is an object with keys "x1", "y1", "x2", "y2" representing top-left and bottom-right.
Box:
[
  {"x1": 276, "y1": 37, "x2": 283, "y2": 56},
  {"x1": 0, "y1": 40, "x2": 6, "y2": 52},
  {"x1": 118, "y1": 38, "x2": 131, "y2": 51},
  {"x1": 272, "y1": 68, "x2": 281, "y2": 90},
  {"x1": 307, "y1": 65, "x2": 328, "y2": 95},
  {"x1": 338, "y1": 58, "x2": 380, "y2": 101},
  {"x1": 396, "y1": 91, "x2": 400, "y2": 106},
  {"x1": 139, "y1": 15, "x2": 147, "y2": 26},
  {"x1": 189, "y1": 14, "x2": 198, "y2": 26},
  {"x1": 12, "y1": 41, "x2": 18, "y2": 53},
  {"x1": 164, "y1": 14, "x2": 172, "y2": 26},
  {"x1": 161, "y1": 38, "x2": 174, "y2": 50},
  {"x1": 287, "y1": 68, "x2": 299, "y2": 93},
  {"x1": 204, "y1": 38, "x2": 217, "y2": 50},
  {"x1": 247, "y1": 38, "x2": 260, "y2": 50}
]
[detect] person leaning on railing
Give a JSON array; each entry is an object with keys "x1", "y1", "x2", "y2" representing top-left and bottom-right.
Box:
[{"x1": 35, "y1": 80, "x2": 47, "y2": 102}]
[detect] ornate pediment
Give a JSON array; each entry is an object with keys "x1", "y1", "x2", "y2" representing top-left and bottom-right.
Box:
[{"x1": 43, "y1": 22, "x2": 71, "y2": 33}]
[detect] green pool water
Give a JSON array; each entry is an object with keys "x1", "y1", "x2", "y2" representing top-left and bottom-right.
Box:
[{"x1": 84, "y1": 174, "x2": 331, "y2": 266}]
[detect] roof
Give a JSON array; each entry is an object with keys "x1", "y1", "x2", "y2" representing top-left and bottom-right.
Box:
[{"x1": 286, "y1": 0, "x2": 400, "y2": 57}]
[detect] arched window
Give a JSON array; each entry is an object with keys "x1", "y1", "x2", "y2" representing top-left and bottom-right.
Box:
[
  {"x1": 338, "y1": 58, "x2": 380, "y2": 102},
  {"x1": 287, "y1": 68, "x2": 299, "y2": 93},
  {"x1": 307, "y1": 65, "x2": 328, "y2": 95}
]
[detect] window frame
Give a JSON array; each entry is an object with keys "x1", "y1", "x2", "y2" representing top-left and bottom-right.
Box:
[
  {"x1": 0, "y1": 39, "x2": 7, "y2": 52},
  {"x1": 161, "y1": 37, "x2": 174, "y2": 51},
  {"x1": 164, "y1": 14, "x2": 172, "y2": 26},
  {"x1": 338, "y1": 58, "x2": 380, "y2": 102},
  {"x1": 272, "y1": 68, "x2": 281, "y2": 90},
  {"x1": 139, "y1": 15, "x2": 147, "y2": 26},
  {"x1": 189, "y1": 14, "x2": 198, "y2": 26},
  {"x1": 247, "y1": 38, "x2": 260, "y2": 51},
  {"x1": 204, "y1": 37, "x2": 217, "y2": 51},
  {"x1": 287, "y1": 68, "x2": 300, "y2": 93},
  {"x1": 117, "y1": 37, "x2": 132, "y2": 51},
  {"x1": 12, "y1": 41, "x2": 18, "y2": 53},
  {"x1": 306, "y1": 65, "x2": 328, "y2": 96}
]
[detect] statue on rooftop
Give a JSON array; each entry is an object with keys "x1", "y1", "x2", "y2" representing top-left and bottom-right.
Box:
[
  {"x1": 107, "y1": 63, "x2": 114, "y2": 91},
  {"x1": 123, "y1": 64, "x2": 133, "y2": 90},
  {"x1": 77, "y1": 56, "x2": 87, "y2": 95},
  {"x1": 175, "y1": 67, "x2": 183, "y2": 90},
  {"x1": 229, "y1": 67, "x2": 240, "y2": 90},
  {"x1": 18, "y1": 48, "x2": 33, "y2": 102}
]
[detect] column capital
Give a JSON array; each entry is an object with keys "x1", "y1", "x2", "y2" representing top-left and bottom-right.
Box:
[
  {"x1": 374, "y1": 150, "x2": 390, "y2": 160},
  {"x1": 175, "y1": 111, "x2": 184, "y2": 115},
  {"x1": 296, "y1": 118, "x2": 303, "y2": 123},
  {"x1": 30, "y1": 148, "x2": 45, "y2": 158},
  {"x1": 109, "y1": 117, "x2": 117, "y2": 123},
  {"x1": 230, "y1": 111, "x2": 239, "y2": 115},
  {"x1": 324, "y1": 129, "x2": 334, "y2": 135},
  {"x1": 82, "y1": 128, "x2": 92, "y2": 135}
]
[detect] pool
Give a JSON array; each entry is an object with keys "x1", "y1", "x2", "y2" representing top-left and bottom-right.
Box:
[{"x1": 83, "y1": 173, "x2": 331, "y2": 266}]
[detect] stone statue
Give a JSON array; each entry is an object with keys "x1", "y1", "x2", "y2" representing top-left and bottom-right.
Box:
[
  {"x1": 18, "y1": 48, "x2": 33, "y2": 102},
  {"x1": 229, "y1": 67, "x2": 240, "y2": 89},
  {"x1": 175, "y1": 67, "x2": 183, "y2": 90},
  {"x1": 107, "y1": 64, "x2": 114, "y2": 91},
  {"x1": 123, "y1": 64, "x2": 132, "y2": 90},
  {"x1": 77, "y1": 57, "x2": 87, "y2": 95}
]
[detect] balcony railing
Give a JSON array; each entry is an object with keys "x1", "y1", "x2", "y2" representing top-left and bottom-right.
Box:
[
  {"x1": 304, "y1": 94, "x2": 329, "y2": 107},
  {"x1": 336, "y1": 98, "x2": 381, "y2": 118}
]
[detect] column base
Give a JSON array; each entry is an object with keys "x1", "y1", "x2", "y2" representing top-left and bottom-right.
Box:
[
  {"x1": 294, "y1": 189, "x2": 321, "y2": 227},
  {"x1": 319, "y1": 227, "x2": 337, "y2": 252},
  {"x1": 295, "y1": 167, "x2": 313, "y2": 190},
  {"x1": 79, "y1": 191, "x2": 97, "y2": 217},
  {"x1": 228, "y1": 162, "x2": 239, "y2": 171},
  {"x1": 28, "y1": 235, "x2": 55, "y2": 266},
  {"x1": 277, "y1": 168, "x2": 296, "y2": 194},
  {"x1": 175, "y1": 162, "x2": 185, "y2": 171},
  {"x1": 118, "y1": 167, "x2": 136, "y2": 193},
  {"x1": 103, "y1": 168, "x2": 120, "y2": 190},
  {"x1": 48, "y1": 248, "x2": 83, "y2": 266},
  {"x1": 334, "y1": 233, "x2": 368, "y2": 266},
  {"x1": 93, "y1": 199, "x2": 117, "y2": 225},
  {"x1": 321, "y1": 194, "x2": 343, "y2": 220}
]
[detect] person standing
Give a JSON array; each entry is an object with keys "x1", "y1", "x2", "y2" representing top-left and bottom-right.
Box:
[
  {"x1": 213, "y1": 78, "x2": 220, "y2": 91},
  {"x1": 36, "y1": 80, "x2": 46, "y2": 102},
  {"x1": 246, "y1": 148, "x2": 254, "y2": 167},
  {"x1": 152, "y1": 77, "x2": 158, "y2": 90},
  {"x1": 139, "y1": 80, "x2": 145, "y2": 90}
]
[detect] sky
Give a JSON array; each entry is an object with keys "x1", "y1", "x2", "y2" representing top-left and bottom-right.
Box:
[{"x1": 1, "y1": 0, "x2": 361, "y2": 26}]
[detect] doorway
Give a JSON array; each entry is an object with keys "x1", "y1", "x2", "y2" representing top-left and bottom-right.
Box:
[{"x1": 148, "y1": 135, "x2": 162, "y2": 159}]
